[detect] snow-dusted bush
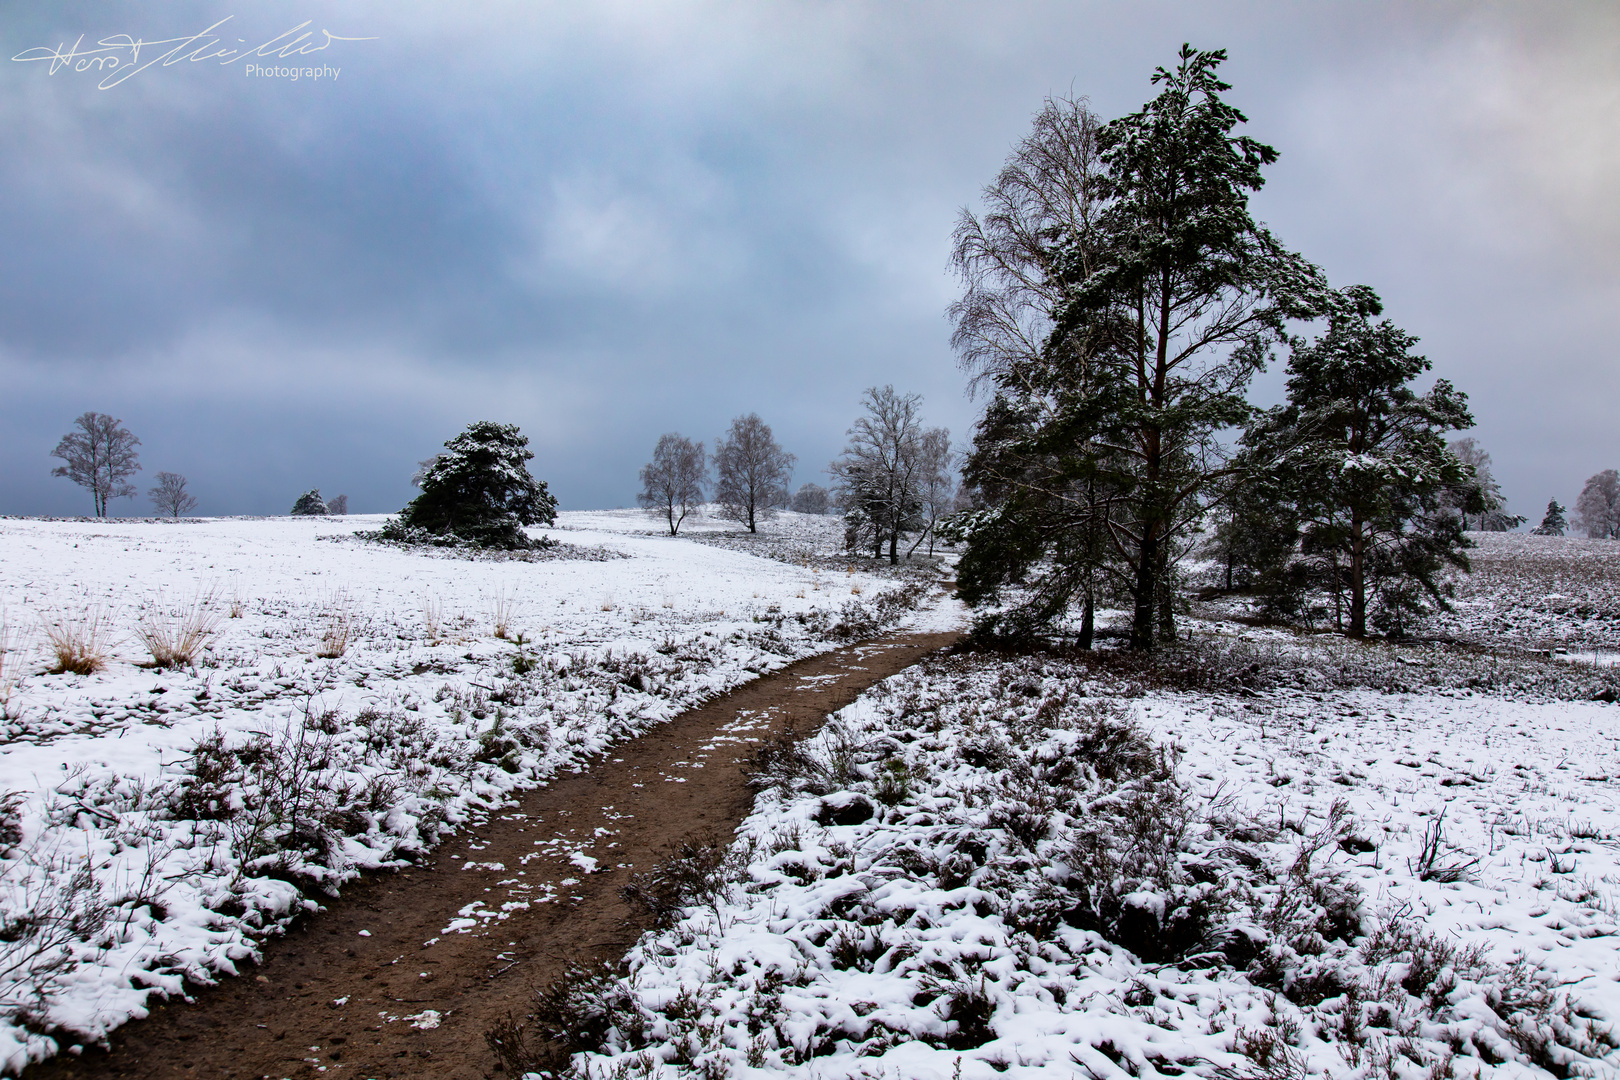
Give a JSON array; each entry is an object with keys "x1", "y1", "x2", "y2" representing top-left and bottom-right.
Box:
[{"x1": 289, "y1": 490, "x2": 328, "y2": 516}]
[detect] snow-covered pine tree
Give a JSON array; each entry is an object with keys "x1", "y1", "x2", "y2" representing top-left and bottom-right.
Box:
[
  {"x1": 952, "y1": 50, "x2": 1326, "y2": 648},
  {"x1": 388, "y1": 422, "x2": 556, "y2": 548},
  {"x1": 1248, "y1": 285, "x2": 1476, "y2": 638},
  {"x1": 290, "y1": 490, "x2": 328, "y2": 515},
  {"x1": 1532, "y1": 498, "x2": 1566, "y2": 536}
]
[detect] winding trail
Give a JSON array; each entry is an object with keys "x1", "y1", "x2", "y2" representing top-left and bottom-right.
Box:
[{"x1": 32, "y1": 628, "x2": 961, "y2": 1080}]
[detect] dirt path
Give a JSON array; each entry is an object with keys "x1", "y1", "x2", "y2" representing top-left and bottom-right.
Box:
[{"x1": 32, "y1": 628, "x2": 960, "y2": 1080}]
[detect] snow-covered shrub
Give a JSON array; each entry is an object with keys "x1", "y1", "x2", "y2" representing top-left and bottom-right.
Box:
[
  {"x1": 0, "y1": 848, "x2": 114, "y2": 1031},
  {"x1": 378, "y1": 421, "x2": 558, "y2": 550},
  {"x1": 289, "y1": 490, "x2": 328, "y2": 516},
  {"x1": 487, "y1": 960, "x2": 644, "y2": 1077},
  {"x1": 746, "y1": 723, "x2": 867, "y2": 797},
  {"x1": 619, "y1": 833, "x2": 753, "y2": 929}
]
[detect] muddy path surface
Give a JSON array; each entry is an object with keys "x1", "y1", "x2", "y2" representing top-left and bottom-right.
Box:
[{"x1": 33, "y1": 628, "x2": 961, "y2": 1080}]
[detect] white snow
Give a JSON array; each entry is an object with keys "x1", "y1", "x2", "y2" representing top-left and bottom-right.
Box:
[{"x1": 0, "y1": 509, "x2": 953, "y2": 1072}]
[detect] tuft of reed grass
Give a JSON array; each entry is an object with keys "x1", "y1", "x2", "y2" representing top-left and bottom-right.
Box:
[
  {"x1": 492, "y1": 589, "x2": 518, "y2": 640},
  {"x1": 316, "y1": 594, "x2": 353, "y2": 658},
  {"x1": 421, "y1": 595, "x2": 443, "y2": 644},
  {"x1": 0, "y1": 615, "x2": 24, "y2": 718},
  {"x1": 40, "y1": 606, "x2": 112, "y2": 676},
  {"x1": 137, "y1": 593, "x2": 218, "y2": 669}
]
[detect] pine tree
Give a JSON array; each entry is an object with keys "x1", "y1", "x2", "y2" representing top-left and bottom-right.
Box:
[
  {"x1": 950, "y1": 46, "x2": 1324, "y2": 648},
  {"x1": 1249, "y1": 286, "x2": 1476, "y2": 638},
  {"x1": 391, "y1": 422, "x2": 557, "y2": 548},
  {"x1": 1533, "y1": 498, "x2": 1567, "y2": 536},
  {"x1": 290, "y1": 490, "x2": 328, "y2": 516}
]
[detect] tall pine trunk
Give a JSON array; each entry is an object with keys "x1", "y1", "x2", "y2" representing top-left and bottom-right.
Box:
[
  {"x1": 1130, "y1": 281, "x2": 1172, "y2": 651},
  {"x1": 1131, "y1": 525, "x2": 1159, "y2": 650},
  {"x1": 1156, "y1": 544, "x2": 1177, "y2": 643},
  {"x1": 1348, "y1": 516, "x2": 1367, "y2": 638}
]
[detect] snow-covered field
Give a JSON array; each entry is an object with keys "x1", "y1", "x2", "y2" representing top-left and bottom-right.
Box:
[
  {"x1": 0, "y1": 509, "x2": 941, "y2": 1071},
  {"x1": 1433, "y1": 533, "x2": 1620, "y2": 652},
  {"x1": 559, "y1": 536, "x2": 1620, "y2": 1080}
]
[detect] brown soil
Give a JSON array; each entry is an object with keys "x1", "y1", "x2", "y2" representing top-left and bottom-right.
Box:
[{"x1": 31, "y1": 628, "x2": 960, "y2": 1080}]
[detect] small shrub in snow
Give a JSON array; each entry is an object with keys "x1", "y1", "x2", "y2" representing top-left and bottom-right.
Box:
[
  {"x1": 314, "y1": 598, "x2": 353, "y2": 659},
  {"x1": 0, "y1": 618, "x2": 23, "y2": 719},
  {"x1": 619, "y1": 833, "x2": 750, "y2": 929},
  {"x1": 0, "y1": 847, "x2": 115, "y2": 1029},
  {"x1": 745, "y1": 722, "x2": 868, "y2": 797},
  {"x1": 488, "y1": 957, "x2": 650, "y2": 1077}
]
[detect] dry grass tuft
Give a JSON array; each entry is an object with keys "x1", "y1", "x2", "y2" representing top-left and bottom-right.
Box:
[
  {"x1": 492, "y1": 590, "x2": 518, "y2": 640},
  {"x1": 40, "y1": 606, "x2": 113, "y2": 676},
  {"x1": 137, "y1": 593, "x2": 218, "y2": 669},
  {"x1": 0, "y1": 616, "x2": 24, "y2": 718},
  {"x1": 421, "y1": 595, "x2": 443, "y2": 644},
  {"x1": 316, "y1": 594, "x2": 353, "y2": 658}
]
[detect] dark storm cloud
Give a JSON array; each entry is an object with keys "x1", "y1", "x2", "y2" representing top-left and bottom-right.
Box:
[{"x1": 1, "y1": 1, "x2": 1615, "y2": 519}]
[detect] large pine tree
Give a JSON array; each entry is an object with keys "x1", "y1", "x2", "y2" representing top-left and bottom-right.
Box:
[{"x1": 951, "y1": 46, "x2": 1323, "y2": 649}]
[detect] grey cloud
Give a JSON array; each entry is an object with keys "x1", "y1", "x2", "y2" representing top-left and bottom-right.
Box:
[{"x1": 0, "y1": 1, "x2": 1615, "y2": 520}]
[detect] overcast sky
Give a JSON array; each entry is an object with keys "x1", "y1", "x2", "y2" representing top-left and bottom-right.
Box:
[{"x1": 1, "y1": 1, "x2": 1615, "y2": 520}]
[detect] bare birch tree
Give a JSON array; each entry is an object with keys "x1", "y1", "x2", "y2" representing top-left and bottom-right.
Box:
[
  {"x1": 51, "y1": 412, "x2": 142, "y2": 517},
  {"x1": 790, "y1": 483, "x2": 830, "y2": 515},
  {"x1": 638, "y1": 434, "x2": 707, "y2": 536},
  {"x1": 148, "y1": 472, "x2": 198, "y2": 518},
  {"x1": 713, "y1": 414, "x2": 795, "y2": 533},
  {"x1": 830, "y1": 386, "x2": 946, "y2": 564},
  {"x1": 907, "y1": 428, "x2": 956, "y2": 557},
  {"x1": 1575, "y1": 469, "x2": 1620, "y2": 539}
]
